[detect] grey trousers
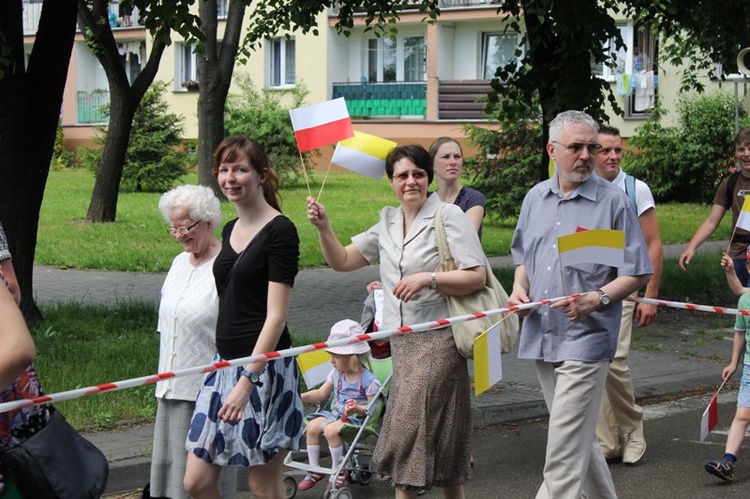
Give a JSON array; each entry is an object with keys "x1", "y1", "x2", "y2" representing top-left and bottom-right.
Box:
[{"x1": 534, "y1": 360, "x2": 617, "y2": 499}]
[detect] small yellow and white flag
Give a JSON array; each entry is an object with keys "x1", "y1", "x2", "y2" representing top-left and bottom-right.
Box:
[
  {"x1": 297, "y1": 349, "x2": 333, "y2": 388},
  {"x1": 473, "y1": 322, "x2": 503, "y2": 396},
  {"x1": 736, "y1": 196, "x2": 750, "y2": 231},
  {"x1": 558, "y1": 229, "x2": 624, "y2": 268},
  {"x1": 331, "y1": 131, "x2": 397, "y2": 180}
]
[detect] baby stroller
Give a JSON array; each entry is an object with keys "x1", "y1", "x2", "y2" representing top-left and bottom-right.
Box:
[{"x1": 284, "y1": 354, "x2": 393, "y2": 499}]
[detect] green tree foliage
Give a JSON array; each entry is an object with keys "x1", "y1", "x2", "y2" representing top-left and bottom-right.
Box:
[
  {"x1": 463, "y1": 102, "x2": 544, "y2": 219},
  {"x1": 82, "y1": 82, "x2": 188, "y2": 192},
  {"x1": 485, "y1": 0, "x2": 623, "y2": 177},
  {"x1": 626, "y1": 92, "x2": 750, "y2": 203},
  {"x1": 52, "y1": 117, "x2": 74, "y2": 170},
  {"x1": 224, "y1": 76, "x2": 313, "y2": 186}
]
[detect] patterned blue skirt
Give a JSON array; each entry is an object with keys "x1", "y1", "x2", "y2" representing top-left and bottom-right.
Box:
[{"x1": 186, "y1": 355, "x2": 304, "y2": 467}]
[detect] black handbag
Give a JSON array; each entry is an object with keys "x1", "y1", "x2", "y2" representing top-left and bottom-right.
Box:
[{"x1": 0, "y1": 409, "x2": 109, "y2": 498}]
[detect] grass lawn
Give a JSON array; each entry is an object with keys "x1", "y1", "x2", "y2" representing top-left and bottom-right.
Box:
[{"x1": 37, "y1": 168, "x2": 731, "y2": 272}]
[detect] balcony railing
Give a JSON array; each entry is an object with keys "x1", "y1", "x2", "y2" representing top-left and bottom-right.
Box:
[
  {"x1": 439, "y1": 0, "x2": 498, "y2": 7},
  {"x1": 22, "y1": 1, "x2": 143, "y2": 35},
  {"x1": 329, "y1": 0, "x2": 494, "y2": 16},
  {"x1": 77, "y1": 90, "x2": 109, "y2": 124},
  {"x1": 332, "y1": 81, "x2": 427, "y2": 118}
]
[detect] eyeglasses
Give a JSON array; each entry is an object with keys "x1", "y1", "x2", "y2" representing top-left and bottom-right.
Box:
[
  {"x1": 392, "y1": 170, "x2": 428, "y2": 183},
  {"x1": 551, "y1": 141, "x2": 599, "y2": 155},
  {"x1": 167, "y1": 220, "x2": 202, "y2": 235}
]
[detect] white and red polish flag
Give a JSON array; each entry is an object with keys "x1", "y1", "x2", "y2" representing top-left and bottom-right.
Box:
[
  {"x1": 700, "y1": 392, "x2": 719, "y2": 442},
  {"x1": 289, "y1": 98, "x2": 354, "y2": 153}
]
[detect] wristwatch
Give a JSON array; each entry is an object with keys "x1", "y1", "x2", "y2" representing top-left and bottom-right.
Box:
[
  {"x1": 429, "y1": 272, "x2": 438, "y2": 290},
  {"x1": 240, "y1": 369, "x2": 263, "y2": 387},
  {"x1": 595, "y1": 288, "x2": 611, "y2": 307}
]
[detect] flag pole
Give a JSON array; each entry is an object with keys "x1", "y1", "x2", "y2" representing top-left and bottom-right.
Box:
[
  {"x1": 716, "y1": 377, "x2": 729, "y2": 396},
  {"x1": 726, "y1": 226, "x2": 737, "y2": 255},
  {"x1": 299, "y1": 152, "x2": 312, "y2": 199},
  {"x1": 317, "y1": 159, "x2": 334, "y2": 202}
]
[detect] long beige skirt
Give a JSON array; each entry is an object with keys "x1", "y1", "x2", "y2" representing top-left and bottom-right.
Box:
[{"x1": 373, "y1": 326, "x2": 472, "y2": 491}]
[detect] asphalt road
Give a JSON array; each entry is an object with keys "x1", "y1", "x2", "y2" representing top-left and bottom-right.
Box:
[{"x1": 105, "y1": 391, "x2": 748, "y2": 498}]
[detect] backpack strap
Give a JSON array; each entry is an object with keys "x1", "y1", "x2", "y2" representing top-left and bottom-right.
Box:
[
  {"x1": 624, "y1": 174, "x2": 637, "y2": 213},
  {"x1": 726, "y1": 171, "x2": 741, "y2": 208}
]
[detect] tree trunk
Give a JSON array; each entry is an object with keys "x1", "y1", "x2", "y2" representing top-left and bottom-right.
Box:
[
  {"x1": 197, "y1": 87, "x2": 226, "y2": 198},
  {"x1": 0, "y1": 0, "x2": 78, "y2": 322},
  {"x1": 197, "y1": 0, "x2": 246, "y2": 199},
  {"x1": 80, "y1": 0, "x2": 170, "y2": 222},
  {"x1": 85, "y1": 94, "x2": 137, "y2": 222}
]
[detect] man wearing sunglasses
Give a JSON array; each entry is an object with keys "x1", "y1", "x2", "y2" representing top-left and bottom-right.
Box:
[
  {"x1": 508, "y1": 111, "x2": 653, "y2": 499},
  {"x1": 593, "y1": 125, "x2": 663, "y2": 466}
]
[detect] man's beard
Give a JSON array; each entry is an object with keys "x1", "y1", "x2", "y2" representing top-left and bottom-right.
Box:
[{"x1": 560, "y1": 165, "x2": 591, "y2": 184}]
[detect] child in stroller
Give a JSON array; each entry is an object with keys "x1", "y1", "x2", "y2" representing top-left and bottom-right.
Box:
[{"x1": 297, "y1": 320, "x2": 382, "y2": 492}]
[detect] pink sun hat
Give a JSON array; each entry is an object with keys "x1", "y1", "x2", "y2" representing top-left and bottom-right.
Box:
[{"x1": 325, "y1": 319, "x2": 371, "y2": 355}]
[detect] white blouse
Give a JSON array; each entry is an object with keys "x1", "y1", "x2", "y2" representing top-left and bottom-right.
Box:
[
  {"x1": 352, "y1": 193, "x2": 484, "y2": 330},
  {"x1": 155, "y1": 252, "x2": 219, "y2": 401}
]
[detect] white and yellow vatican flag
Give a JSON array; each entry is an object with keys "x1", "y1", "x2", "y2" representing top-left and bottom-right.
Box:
[
  {"x1": 473, "y1": 321, "x2": 503, "y2": 396},
  {"x1": 297, "y1": 349, "x2": 333, "y2": 388},
  {"x1": 558, "y1": 228, "x2": 624, "y2": 268}
]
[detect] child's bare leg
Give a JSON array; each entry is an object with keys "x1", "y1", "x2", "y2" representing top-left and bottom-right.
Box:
[
  {"x1": 298, "y1": 417, "x2": 328, "y2": 491},
  {"x1": 323, "y1": 420, "x2": 346, "y2": 448},
  {"x1": 306, "y1": 416, "x2": 326, "y2": 446},
  {"x1": 726, "y1": 407, "x2": 750, "y2": 455},
  {"x1": 324, "y1": 420, "x2": 347, "y2": 474}
]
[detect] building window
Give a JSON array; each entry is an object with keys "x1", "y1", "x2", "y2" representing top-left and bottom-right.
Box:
[
  {"x1": 217, "y1": 0, "x2": 228, "y2": 18},
  {"x1": 177, "y1": 43, "x2": 199, "y2": 90},
  {"x1": 404, "y1": 36, "x2": 426, "y2": 82},
  {"x1": 482, "y1": 33, "x2": 522, "y2": 79},
  {"x1": 592, "y1": 23, "x2": 657, "y2": 117},
  {"x1": 269, "y1": 38, "x2": 295, "y2": 88},
  {"x1": 365, "y1": 35, "x2": 426, "y2": 82},
  {"x1": 593, "y1": 24, "x2": 657, "y2": 79}
]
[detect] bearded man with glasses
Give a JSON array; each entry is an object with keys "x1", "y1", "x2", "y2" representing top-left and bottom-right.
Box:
[{"x1": 508, "y1": 110, "x2": 653, "y2": 499}]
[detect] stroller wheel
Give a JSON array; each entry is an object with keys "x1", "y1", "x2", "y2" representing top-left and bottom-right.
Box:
[
  {"x1": 354, "y1": 464, "x2": 373, "y2": 485},
  {"x1": 283, "y1": 475, "x2": 297, "y2": 499},
  {"x1": 330, "y1": 486, "x2": 353, "y2": 499}
]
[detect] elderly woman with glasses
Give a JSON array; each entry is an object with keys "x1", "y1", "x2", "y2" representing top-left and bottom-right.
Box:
[{"x1": 147, "y1": 184, "x2": 237, "y2": 499}]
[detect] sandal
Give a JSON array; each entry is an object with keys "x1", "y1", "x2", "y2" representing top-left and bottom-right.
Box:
[
  {"x1": 298, "y1": 472, "x2": 326, "y2": 491},
  {"x1": 327, "y1": 469, "x2": 350, "y2": 490}
]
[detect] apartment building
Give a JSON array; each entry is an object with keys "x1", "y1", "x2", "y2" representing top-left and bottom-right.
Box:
[{"x1": 22, "y1": 0, "x2": 746, "y2": 158}]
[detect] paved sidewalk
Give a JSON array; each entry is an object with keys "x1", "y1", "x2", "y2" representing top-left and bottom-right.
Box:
[{"x1": 30, "y1": 240, "x2": 730, "y2": 495}]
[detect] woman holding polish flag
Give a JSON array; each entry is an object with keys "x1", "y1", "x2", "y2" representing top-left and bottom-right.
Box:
[{"x1": 307, "y1": 144, "x2": 486, "y2": 498}]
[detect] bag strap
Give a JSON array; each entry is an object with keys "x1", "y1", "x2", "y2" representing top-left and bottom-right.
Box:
[
  {"x1": 434, "y1": 204, "x2": 451, "y2": 268},
  {"x1": 624, "y1": 174, "x2": 637, "y2": 213},
  {"x1": 727, "y1": 170, "x2": 741, "y2": 208}
]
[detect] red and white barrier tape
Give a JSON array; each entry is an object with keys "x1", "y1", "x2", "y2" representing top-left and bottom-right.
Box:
[
  {"x1": 0, "y1": 294, "x2": 578, "y2": 414},
  {"x1": 630, "y1": 296, "x2": 750, "y2": 316}
]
